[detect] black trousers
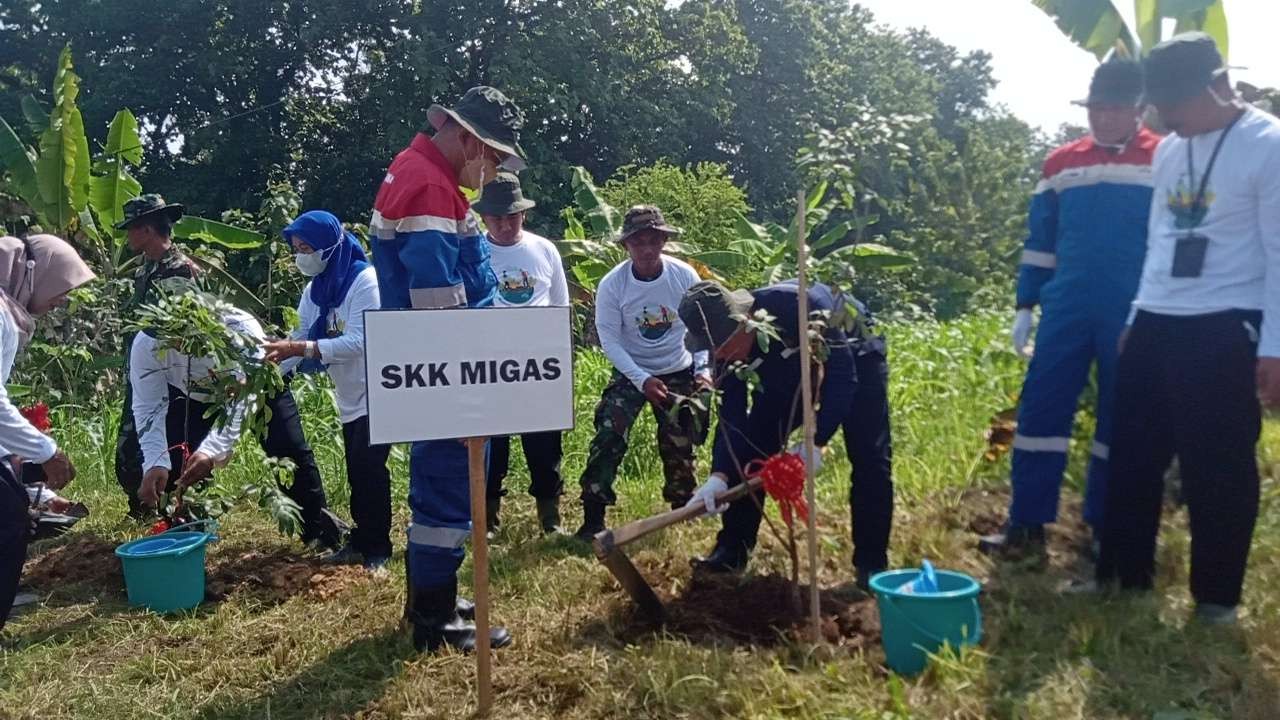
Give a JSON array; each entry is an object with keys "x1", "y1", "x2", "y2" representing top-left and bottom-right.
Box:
[
  {"x1": 117, "y1": 381, "x2": 341, "y2": 546},
  {"x1": 486, "y1": 431, "x2": 564, "y2": 501},
  {"x1": 342, "y1": 415, "x2": 392, "y2": 558},
  {"x1": 1097, "y1": 310, "x2": 1262, "y2": 607},
  {"x1": 1, "y1": 461, "x2": 28, "y2": 632},
  {"x1": 716, "y1": 351, "x2": 894, "y2": 572}
]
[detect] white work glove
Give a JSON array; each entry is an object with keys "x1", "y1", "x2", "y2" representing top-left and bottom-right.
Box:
[
  {"x1": 1011, "y1": 308, "x2": 1035, "y2": 359},
  {"x1": 686, "y1": 474, "x2": 729, "y2": 515},
  {"x1": 788, "y1": 443, "x2": 823, "y2": 474}
]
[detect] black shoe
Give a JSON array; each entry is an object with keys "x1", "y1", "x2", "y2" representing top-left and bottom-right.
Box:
[
  {"x1": 321, "y1": 542, "x2": 363, "y2": 565},
  {"x1": 408, "y1": 576, "x2": 512, "y2": 653},
  {"x1": 978, "y1": 523, "x2": 1047, "y2": 557},
  {"x1": 485, "y1": 496, "x2": 501, "y2": 535},
  {"x1": 127, "y1": 503, "x2": 157, "y2": 523},
  {"x1": 574, "y1": 500, "x2": 607, "y2": 542},
  {"x1": 855, "y1": 566, "x2": 881, "y2": 593},
  {"x1": 691, "y1": 543, "x2": 749, "y2": 574},
  {"x1": 536, "y1": 496, "x2": 565, "y2": 535}
]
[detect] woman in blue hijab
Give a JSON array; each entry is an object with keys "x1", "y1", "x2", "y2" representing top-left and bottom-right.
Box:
[{"x1": 264, "y1": 211, "x2": 391, "y2": 570}]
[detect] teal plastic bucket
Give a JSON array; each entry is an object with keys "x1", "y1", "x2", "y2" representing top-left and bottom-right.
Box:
[
  {"x1": 870, "y1": 568, "x2": 983, "y2": 675},
  {"x1": 115, "y1": 520, "x2": 216, "y2": 612}
]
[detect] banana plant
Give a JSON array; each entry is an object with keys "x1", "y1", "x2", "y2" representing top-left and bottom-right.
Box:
[
  {"x1": 731, "y1": 181, "x2": 913, "y2": 288},
  {"x1": 556, "y1": 165, "x2": 749, "y2": 293},
  {"x1": 0, "y1": 46, "x2": 267, "y2": 300},
  {"x1": 1031, "y1": 0, "x2": 1228, "y2": 60}
]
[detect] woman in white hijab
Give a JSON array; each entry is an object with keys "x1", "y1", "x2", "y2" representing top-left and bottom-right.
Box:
[{"x1": 0, "y1": 233, "x2": 95, "y2": 631}]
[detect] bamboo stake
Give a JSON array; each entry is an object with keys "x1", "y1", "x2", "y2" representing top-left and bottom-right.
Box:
[
  {"x1": 467, "y1": 437, "x2": 493, "y2": 715},
  {"x1": 794, "y1": 189, "x2": 821, "y2": 641}
]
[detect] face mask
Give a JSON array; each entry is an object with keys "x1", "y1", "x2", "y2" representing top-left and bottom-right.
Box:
[
  {"x1": 461, "y1": 141, "x2": 497, "y2": 190},
  {"x1": 295, "y1": 250, "x2": 327, "y2": 276},
  {"x1": 1207, "y1": 85, "x2": 1243, "y2": 110}
]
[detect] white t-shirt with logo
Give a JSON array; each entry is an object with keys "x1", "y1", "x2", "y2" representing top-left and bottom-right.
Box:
[
  {"x1": 595, "y1": 255, "x2": 709, "y2": 390},
  {"x1": 1132, "y1": 106, "x2": 1280, "y2": 355},
  {"x1": 486, "y1": 230, "x2": 569, "y2": 308}
]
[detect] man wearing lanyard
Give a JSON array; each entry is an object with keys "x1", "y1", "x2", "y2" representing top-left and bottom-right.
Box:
[{"x1": 1096, "y1": 33, "x2": 1280, "y2": 625}]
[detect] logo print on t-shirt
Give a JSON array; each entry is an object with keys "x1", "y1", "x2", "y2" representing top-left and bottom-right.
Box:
[
  {"x1": 636, "y1": 305, "x2": 674, "y2": 340},
  {"x1": 497, "y1": 268, "x2": 536, "y2": 304},
  {"x1": 1167, "y1": 173, "x2": 1216, "y2": 230}
]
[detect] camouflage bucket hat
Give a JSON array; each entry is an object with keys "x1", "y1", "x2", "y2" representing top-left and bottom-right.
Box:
[
  {"x1": 678, "y1": 281, "x2": 755, "y2": 354},
  {"x1": 114, "y1": 194, "x2": 185, "y2": 230},
  {"x1": 427, "y1": 86, "x2": 528, "y2": 172},
  {"x1": 617, "y1": 205, "x2": 682, "y2": 243},
  {"x1": 472, "y1": 172, "x2": 537, "y2": 216}
]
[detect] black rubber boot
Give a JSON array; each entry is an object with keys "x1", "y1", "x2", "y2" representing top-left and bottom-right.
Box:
[
  {"x1": 978, "y1": 523, "x2": 1047, "y2": 559},
  {"x1": 573, "y1": 500, "x2": 607, "y2": 542},
  {"x1": 409, "y1": 576, "x2": 512, "y2": 653},
  {"x1": 691, "y1": 543, "x2": 749, "y2": 574},
  {"x1": 404, "y1": 561, "x2": 476, "y2": 623},
  {"x1": 536, "y1": 496, "x2": 565, "y2": 535}
]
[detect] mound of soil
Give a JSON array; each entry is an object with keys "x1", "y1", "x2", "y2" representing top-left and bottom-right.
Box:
[
  {"x1": 205, "y1": 550, "x2": 372, "y2": 603},
  {"x1": 617, "y1": 557, "x2": 880, "y2": 648},
  {"x1": 22, "y1": 536, "x2": 124, "y2": 594}
]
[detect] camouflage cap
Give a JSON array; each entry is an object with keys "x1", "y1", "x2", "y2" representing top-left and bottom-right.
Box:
[
  {"x1": 114, "y1": 193, "x2": 184, "y2": 230},
  {"x1": 617, "y1": 205, "x2": 682, "y2": 243},
  {"x1": 427, "y1": 86, "x2": 528, "y2": 171},
  {"x1": 678, "y1": 280, "x2": 755, "y2": 354}
]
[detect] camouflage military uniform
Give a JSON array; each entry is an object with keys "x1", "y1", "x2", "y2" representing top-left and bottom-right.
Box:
[
  {"x1": 579, "y1": 366, "x2": 710, "y2": 508},
  {"x1": 115, "y1": 246, "x2": 198, "y2": 515}
]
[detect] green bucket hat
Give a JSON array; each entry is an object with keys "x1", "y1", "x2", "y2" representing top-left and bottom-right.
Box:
[
  {"x1": 617, "y1": 205, "x2": 682, "y2": 243},
  {"x1": 678, "y1": 280, "x2": 755, "y2": 354},
  {"x1": 472, "y1": 172, "x2": 537, "y2": 216},
  {"x1": 427, "y1": 86, "x2": 528, "y2": 172},
  {"x1": 114, "y1": 193, "x2": 184, "y2": 230}
]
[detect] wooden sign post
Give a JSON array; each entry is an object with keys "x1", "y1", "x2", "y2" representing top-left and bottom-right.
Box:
[{"x1": 467, "y1": 436, "x2": 493, "y2": 715}]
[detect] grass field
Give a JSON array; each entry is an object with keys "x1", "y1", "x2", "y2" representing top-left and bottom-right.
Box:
[{"x1": 2, "y1": 311, "x2": 1278, "y2": 719}]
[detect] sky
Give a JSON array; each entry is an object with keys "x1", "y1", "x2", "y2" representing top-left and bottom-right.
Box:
[{"x1": 853, "y1": 0, "x2": 1279, "y2": 132}]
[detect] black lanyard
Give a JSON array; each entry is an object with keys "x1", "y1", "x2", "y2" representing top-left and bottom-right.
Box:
[{"x1": 1186, "y1": 110, "x2": 1244, "y2": 222}]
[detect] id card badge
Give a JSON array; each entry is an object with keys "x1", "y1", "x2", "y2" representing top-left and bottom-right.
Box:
[{"x1": 1171, "y1": 233, "x2": 1209, "y2": 278}]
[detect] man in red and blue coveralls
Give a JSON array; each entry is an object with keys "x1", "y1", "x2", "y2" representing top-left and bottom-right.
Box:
[
  {"x1": 369, "y1": 86, "x2": 526, "y2": 652},
  {"x1": 981, "y1": 61, "x2": 1162, "y2": 558}
]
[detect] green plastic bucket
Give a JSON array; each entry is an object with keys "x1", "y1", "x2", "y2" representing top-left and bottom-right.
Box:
[
  {"x1": 115, "y1": 520, "x2": 216, "y2": 612},
  {"x1": 870, "y1": 568, "x2": 983, "y2": 675}
]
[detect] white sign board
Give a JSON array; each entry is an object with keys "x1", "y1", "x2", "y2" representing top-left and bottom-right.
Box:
[{"x1": 364, "y1": 307, "x2": 575, "y2": 443}]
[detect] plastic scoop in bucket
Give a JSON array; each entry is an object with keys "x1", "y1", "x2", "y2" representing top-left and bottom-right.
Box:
[{"x1": 895, "y1": 559, "x2": 939, "y2": 594}]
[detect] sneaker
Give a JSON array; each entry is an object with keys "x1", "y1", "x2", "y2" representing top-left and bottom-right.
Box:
[
  {"x1": 322, "y1": 542, "x2": 364, "y2": 565},
  {"x1": 11, "y1": 591, "x2": 39, "y2": 608},
  {"x1": 1193, "y1": 603, "x2": 1238, "y2": 626},
  {"x1": 978, "y1": 523, "x2": 1047, "y2": 559},
  {"x1": 1059, "y1": 578, "x2": 1100, "y2": 595},
  {"x1": 362, "y1": 555, "x2": 391, "y2": 573}
]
